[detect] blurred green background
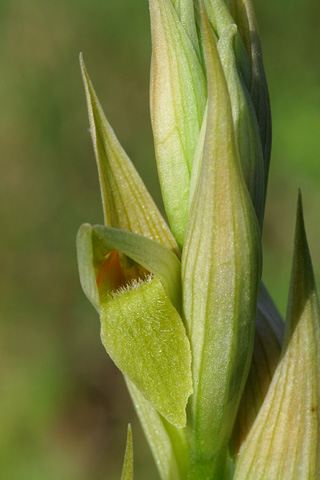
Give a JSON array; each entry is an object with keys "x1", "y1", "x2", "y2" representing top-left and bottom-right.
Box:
[{"x1": 1, "y1": 0, "x2": 319, "y2": 478}]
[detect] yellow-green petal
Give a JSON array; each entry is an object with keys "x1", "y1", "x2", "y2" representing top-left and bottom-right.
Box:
[{"x1": 234, "y1": 193, "x2": 320, "y2": 479}]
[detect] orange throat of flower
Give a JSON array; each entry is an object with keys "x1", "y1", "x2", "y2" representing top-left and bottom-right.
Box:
[{"x1": 96, "y1": 250, "x2": 150, "y2": 296}]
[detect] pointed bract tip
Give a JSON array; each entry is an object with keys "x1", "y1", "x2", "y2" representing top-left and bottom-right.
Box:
[
  {"x1": 295, "y1": 189, "x2": 307, "y2": 248},
  {"x1": 126, "y1": 424, "x2": 133, "y2": 445}
]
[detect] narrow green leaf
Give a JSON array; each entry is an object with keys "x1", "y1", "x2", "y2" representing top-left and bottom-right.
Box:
[
  {"x1": 99, "y1": 276, "x2": 193, "y2": 428},
  {"x1": 120, "y1": 425, "x2": 134, "y2": 480},
  {"x1": 92, "y1": 224, "x2": 182, "y2": 311},
  {"x1": 229, "y1": 0, "x2": 272, "y2": 185},
  {"x1": 234, "y1": 192, "x2": 320, "y2": 479},
  {"x1": 218, "y1": 24, "x2": 265, "y2": 228},
  {"x1": 149, "y1": 0, "x2": 207, "y2": 247},
  {"x1": 182, "y1": 3, "x2": 261, "y2": 468},
  {"x1": 80, "y1": 54, "x2": 178, "y2": 254},
  {"x1": 126, "y1": 380, "x2": 189, "y2": 480},
  {"x1": 232, "y1": 282, "x2": 284, "y2": 453}
]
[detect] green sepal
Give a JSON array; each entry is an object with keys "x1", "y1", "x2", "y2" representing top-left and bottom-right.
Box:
[
  {"x1": 234, "y1": 192, "x2": 320, "y2": 479},
  {"x1": 232, "y1": 282, "x2": 283, "y2": 453},
  {"x1": 99, "y1": 276, "x2": 193, "y2": 428},
  {"x1": 217, "y1": 24, "x2": 265, "y2": 228},
  {"x1": 229, "y1": 0, "x2": 272, "y2": 185},
  {"x1": 120, "y1": 425, "x2": 134, "y2": 480},
  {"x1": 182, "y1": 4, "x2": 261, "y2": 467},
  {"x1": 149, "y1": 0, "x2": 206, "y2": 247},
  {"x1": 80, "y1": 54, "x2": 178, "y2": 253}
]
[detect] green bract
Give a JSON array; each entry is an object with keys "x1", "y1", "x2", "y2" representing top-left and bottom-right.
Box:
[{"x1": 76, "y1": 1, "x2": 319, "y2": 479}]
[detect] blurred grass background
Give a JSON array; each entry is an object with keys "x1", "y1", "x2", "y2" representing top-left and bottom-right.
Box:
[{"x1": 1, "y1": 0, "x2": 319, "y2": 478}]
